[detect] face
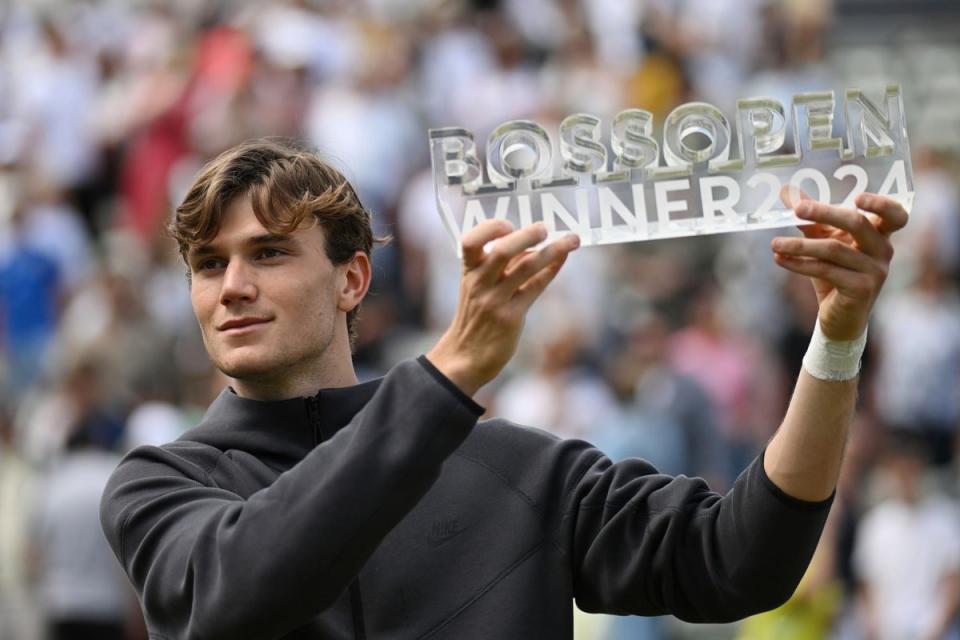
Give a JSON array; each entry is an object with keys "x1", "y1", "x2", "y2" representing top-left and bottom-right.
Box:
[{"x1": 187, "y1": 196, "x2": 362, "y2": 393}]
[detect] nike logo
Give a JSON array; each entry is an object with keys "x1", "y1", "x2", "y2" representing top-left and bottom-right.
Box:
[{"x1": 427, "y1": 518, "x2": 468, "y2": 548}]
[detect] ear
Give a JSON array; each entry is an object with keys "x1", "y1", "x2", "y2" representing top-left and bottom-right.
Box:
[{"x1": 336, "y1": 251, "x2": 372, "y2": 315}]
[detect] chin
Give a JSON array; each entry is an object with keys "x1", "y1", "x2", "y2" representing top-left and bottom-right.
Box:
[{"x1": 211, "y1": 346, "x2": 285, "y2": 382}]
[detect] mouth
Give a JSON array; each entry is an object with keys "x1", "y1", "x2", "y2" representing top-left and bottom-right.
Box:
[{"x1": 217, "y1": 317, "x2": 273, "y2": 334}]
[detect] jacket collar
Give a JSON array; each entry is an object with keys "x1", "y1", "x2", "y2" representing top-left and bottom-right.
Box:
[{"x1": 180, "y1": 378, "x2": 382, "y2": 466}]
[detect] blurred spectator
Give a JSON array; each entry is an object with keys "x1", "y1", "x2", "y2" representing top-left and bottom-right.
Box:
[
  {"x1": 28, "y1": 419, "x2": 132, "y2": 640},
  {"x1": 853, "y1": 431, "x2": 960, "y2": 640},
  {"x1": 649, "y1": 0, "x2": 766, "y2": 110},
  {"x1": 306, "y1": 22, "x2": 420, "y2": 212},
  {"x1": 6, "y1": 15, "x2": 99, "y2": 192},
  {"x1": 871, "y1": 237, "x2": 960, "y2": 467},
  {"x1": 0, "y1": 403, "x2": 40, "y2": 640},
  {"x1": 494, "y1": 322, "x2": 616, "y2": 442},
  {"x1": 122, "y1": 398, "x2": 186, "y2": 452},
  {"x1": 894, "y1": 148, "x2": 960, "y2": 280},
  {"x1": 0, "y1": 205, "x2": 63, "y2": 394},
  {"x1": 666, "y1": 280, "x2": 781, "y2": 481},
  {"x1": 17, "y1": 180, "x2": 95, "y2": 293},
  {"x1": 831, "y1": 414, "x2": 885, "y2": 640},
  {"x1": 600, "y1": 309, "x2": 728, "y2": 487},
  {"x1": 396, "y1": 167, "x2": 460, "y2": 330},
  {"x1": 16, "y1": 356, "x2": 124, "y2": 468},
  {"x1": 777, "y1": 271, "x2": 823, "y2": 385},
  {"x1": 580, "y1": 0, "x2": 645, "y2": 71},
  {"x1": 418, "y1": 9, "x2": 497, "y2": 128}
]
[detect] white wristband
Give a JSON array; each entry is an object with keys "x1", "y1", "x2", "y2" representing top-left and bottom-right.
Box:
[{"x1": 802, "y1": 320, "x2": 867, "y2": 382}]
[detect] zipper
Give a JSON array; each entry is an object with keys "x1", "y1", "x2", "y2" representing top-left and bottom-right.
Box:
[
  {"x1": 306, "y1": 396, "x2": 322, "y2": 446},
  {"x1": 350, "y1": 580, "x2": 367, "y2": 639},
  {"x1": 306, "y1": 396, "x2": 366, "y2": 639}
]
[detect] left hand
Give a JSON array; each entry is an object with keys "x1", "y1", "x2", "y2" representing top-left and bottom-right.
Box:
[{"x1": 771, "y1": 190, "x2": 909, "y2": 341}]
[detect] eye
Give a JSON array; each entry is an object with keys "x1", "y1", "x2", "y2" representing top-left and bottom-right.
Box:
[
  {"x1": 257, "y1": 247, "x2": 287, "y2": 260},
  {"x1": 194, "y1": 258, "x2": 226, "y2": 272}
]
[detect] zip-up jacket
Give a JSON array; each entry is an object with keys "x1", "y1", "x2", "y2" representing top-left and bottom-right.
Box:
[{"x1": 100, "y1": 357, "x2": 832, "y2": 639}]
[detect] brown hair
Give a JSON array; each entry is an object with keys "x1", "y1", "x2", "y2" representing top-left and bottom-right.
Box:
[{"x1": 169, "y1": 138, "x2": 382, "y2": 343}]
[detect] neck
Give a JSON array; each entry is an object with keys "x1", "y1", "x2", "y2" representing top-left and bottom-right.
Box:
[{"x1": 233, "y1": 368, "x2": 359, "y2": 401}]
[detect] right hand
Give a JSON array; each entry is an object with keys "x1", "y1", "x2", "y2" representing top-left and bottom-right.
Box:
[{"x1": 426, "y1": 220, "x2": 580, "y2": 396}]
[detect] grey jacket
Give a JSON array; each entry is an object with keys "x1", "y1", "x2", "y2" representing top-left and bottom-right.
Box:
[{"x1": 100, "y1": 357, "x2": 831, "y2": 639}]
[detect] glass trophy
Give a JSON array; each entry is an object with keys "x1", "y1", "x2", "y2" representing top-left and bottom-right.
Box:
[{"x1": 429, "y1": 86, "x2": 913, "y2": 256}]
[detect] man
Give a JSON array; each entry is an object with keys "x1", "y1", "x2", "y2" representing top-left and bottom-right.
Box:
[{"x1": 100, "y1": 139, "x2": 907, "y2": 639}]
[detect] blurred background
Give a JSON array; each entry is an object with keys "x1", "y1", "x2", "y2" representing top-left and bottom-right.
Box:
[{"x1": 1, "y1": 0, "x2": 959, "y2": 639}]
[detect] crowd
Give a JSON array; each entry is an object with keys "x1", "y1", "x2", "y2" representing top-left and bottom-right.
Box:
[{"x1": 1, "y1": 0, "x2": 959, "y2": 639}]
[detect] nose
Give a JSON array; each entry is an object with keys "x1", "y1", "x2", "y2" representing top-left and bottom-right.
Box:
[{"x1": 219, "y1": 259, "x2": 258, "y2": 306}]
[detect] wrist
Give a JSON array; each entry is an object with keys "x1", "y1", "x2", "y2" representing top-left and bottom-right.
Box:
[
  {"x1": 802, "y1": 318, "x2": 868, "y2": 382},
  {"x1": 424, "y1": 342, "x2": 482, "y2": 397}
]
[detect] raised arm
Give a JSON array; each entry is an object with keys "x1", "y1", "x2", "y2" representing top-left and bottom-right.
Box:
[
  {"x1": 567, "y1": 193, "x2": 907, "y2": 621},
  {"x1": 765, "y1": 192, "x2": 908, "y2": 500}
]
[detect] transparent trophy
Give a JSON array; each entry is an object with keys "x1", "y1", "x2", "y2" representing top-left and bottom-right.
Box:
[{"x1": 429, "y1": 86, "x2": 913, "y2": 256}]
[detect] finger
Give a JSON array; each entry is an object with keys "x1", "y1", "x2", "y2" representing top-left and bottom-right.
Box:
[
  {"x1": 772, "y1": 253, "x2": 870, "y2": 293},
  {"x1": 479, "y1": 223, "x2": 549, "y2": 280},
  {"x1": 461, "y1": 219, "x2": 515, "y2": 269},
  {"x1": 501, "y1": 234, "x2": 580, "y2": 292},
  {"x1": 854, "y1": 192, "x2": 909, "y2": 235},
  {"x1": 795, "y1": 200, "x2": 887, "y2": 260},
  {"x1": 797, "y1": 223, "x2": 836, "y2": 239},
  {"x1": 511, "y1": 250, "x2": 570, "y2": 309},
  {"x1": 780, "y1": 186, "x2": 835, "y2": 238},
  {"x1": 771, "y1": 236, "x2": 878, "y2": 274},
  {"x1": 779, "y1": 184, "x2": 814, "y2": 209}
]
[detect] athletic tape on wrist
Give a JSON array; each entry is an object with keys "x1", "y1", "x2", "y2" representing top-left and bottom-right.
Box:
[{"x1": 802, "y1": 320, "x2": 867, "y2": 382}]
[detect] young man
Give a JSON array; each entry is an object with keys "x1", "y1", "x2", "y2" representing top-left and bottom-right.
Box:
[{"x1": 100, "y1": 139, "x2": 907, "y2": 639}]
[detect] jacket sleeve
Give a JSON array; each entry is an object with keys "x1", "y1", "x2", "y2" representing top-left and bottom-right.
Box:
[
  {"x1": 99, "y1": 358, "x2": 482, "y2": 640},
  {"x1": 566, "y1": 447, "x2": 832, "y2": 622}
]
